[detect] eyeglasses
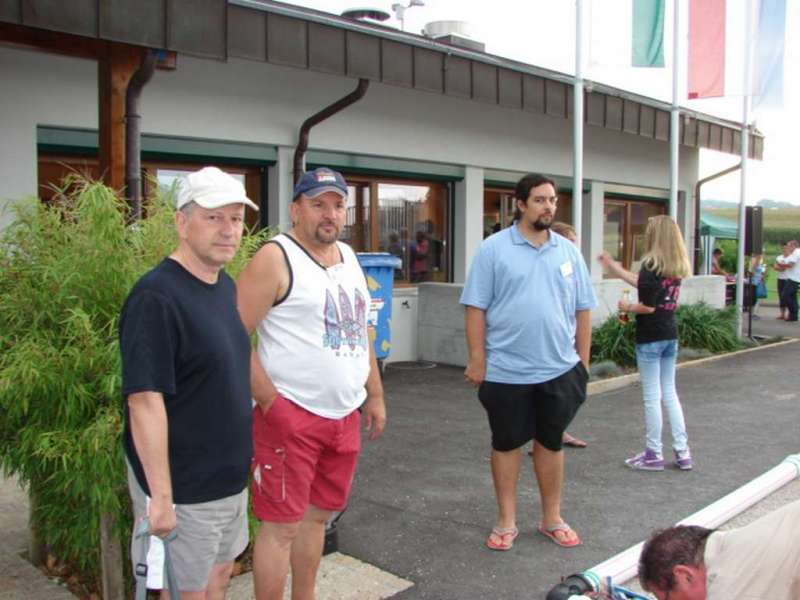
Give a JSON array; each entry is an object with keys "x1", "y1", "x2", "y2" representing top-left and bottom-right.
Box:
[{"x1": 531, "y1": 195, "x2": 558, "y2": 205}]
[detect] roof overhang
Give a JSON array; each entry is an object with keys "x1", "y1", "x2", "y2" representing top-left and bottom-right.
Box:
[{"x1": 0, "y1": 0, "x2": 763, "y2": 159}]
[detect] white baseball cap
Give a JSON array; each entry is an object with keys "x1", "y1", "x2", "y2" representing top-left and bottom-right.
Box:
[{"x1": 176, "y1": 167, "x2": 259, "y2": 211}]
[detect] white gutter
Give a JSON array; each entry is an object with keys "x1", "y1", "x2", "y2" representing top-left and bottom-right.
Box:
[{"x1": 585, "y1": 453, "x2": 800, "y2": 587}]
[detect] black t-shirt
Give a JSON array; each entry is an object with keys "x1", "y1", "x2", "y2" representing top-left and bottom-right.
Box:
[
  {"x1": 635, "y1": 265, "x2": 682, "y2": 345},
  {"x1": 120, "y1": 259, "x2": 252, "y2": 504}
]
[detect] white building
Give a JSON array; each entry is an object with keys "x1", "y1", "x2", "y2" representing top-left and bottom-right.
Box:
[{"x1": 0, "y1": 1, "x2": 751, "y2": 363}]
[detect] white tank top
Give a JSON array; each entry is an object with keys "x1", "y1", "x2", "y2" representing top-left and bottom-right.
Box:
[{"x1": 256, "y1": 233, "x2": 371, "y2": 418}]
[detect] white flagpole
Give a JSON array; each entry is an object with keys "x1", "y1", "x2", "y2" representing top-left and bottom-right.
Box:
[
  {"x1": 573, "y1": 0, "x2": 585, "y2": 243},
  {"x1": 669, "y1": 0, "x2": 680, "y2": 220},
  {"x1": 736, "y1": 0, "x2": 754, "y2": 337}
]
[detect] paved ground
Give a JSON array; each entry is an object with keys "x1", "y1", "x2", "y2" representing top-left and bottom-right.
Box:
[
  {"x1": 339, "y1": 309, "x2": 800, "y2": 599},
  {"x1": 0, "y1": 304, "x2": 797, "y2": 599}
]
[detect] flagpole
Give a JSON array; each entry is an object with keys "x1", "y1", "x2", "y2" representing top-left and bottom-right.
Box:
[
  {"x1": 669, "y1": 0, "x2": 680, "y2": 220},
  {"x1": 573, "y1": 0, "x2": 584, "y2": 244},
  {"x1": 736, "y1": 0, "x2": 754, "y2": 337}
]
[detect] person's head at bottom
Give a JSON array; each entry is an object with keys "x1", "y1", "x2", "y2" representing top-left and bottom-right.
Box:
[{"x1": 639, "y1": 525, "x2": 713, "y2": 600}]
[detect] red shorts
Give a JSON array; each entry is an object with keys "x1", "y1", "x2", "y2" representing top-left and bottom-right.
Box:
[{"x1": 252, "y1": 395, "x2": 361, "y2": 523}]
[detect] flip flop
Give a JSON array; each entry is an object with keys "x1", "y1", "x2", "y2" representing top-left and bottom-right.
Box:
[
  {"x1": 486, "y1": 526, "x2": 519, "y2": 551},
  {"x1": 562, "y1": 433, "x2": 588, "y2": 448},
  {"x1": 538, "y1": 522, "x2": 581, "y2": 547}
]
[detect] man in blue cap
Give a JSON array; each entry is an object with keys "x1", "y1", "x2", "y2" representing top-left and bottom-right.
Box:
[{"x1": 237, "y1": 167, "x2": 387, "y2": 600}]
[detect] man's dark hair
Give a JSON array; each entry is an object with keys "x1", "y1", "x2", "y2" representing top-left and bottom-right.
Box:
[
  {"x1": 638, "y1": 526, "x2": 714, "y2": 592},
  {"x1": 513, "y1": 173, "x2": 556, "y2": 221},
  {"x1": 713, "y1": 248, "x2": 723, "y2": 256}
]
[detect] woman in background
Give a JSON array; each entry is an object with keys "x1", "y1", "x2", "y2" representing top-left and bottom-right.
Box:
[{"x1": 598, "y1": 216, "x2": 693, "y2": 471}]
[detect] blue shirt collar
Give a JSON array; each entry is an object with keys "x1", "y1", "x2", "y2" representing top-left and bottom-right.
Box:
[{"x1": 510, "y1": 221, "x2": 558, "y2": 249}]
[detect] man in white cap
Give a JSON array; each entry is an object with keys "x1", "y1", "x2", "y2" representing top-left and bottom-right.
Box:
[
  {"x1": 237, "y1": 167, "x2": 386, "y2": 600},
  {"x1": 120, "y1": 166, "x2": 259, "y2": 599}
]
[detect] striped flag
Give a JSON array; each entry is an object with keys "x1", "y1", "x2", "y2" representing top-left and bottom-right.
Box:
[
  {"x1": 688, "y1": 0, "x2": 786, "y2": 108},
  {"x1": 589, "y1": 0, "x2": 666, "y2": 69}
]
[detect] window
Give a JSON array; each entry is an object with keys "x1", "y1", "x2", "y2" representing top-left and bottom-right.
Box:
[
  {"x1": 37, "y1": 154, "x2": 265, "y2": 230},
  {"x1": 337, "y1": 175, "x2": 450, "y2": 285},
  {"x1": 603, "y1": 197, "x2": 665, "y2": 273}
]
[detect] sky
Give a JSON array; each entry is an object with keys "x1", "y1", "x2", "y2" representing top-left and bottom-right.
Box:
[{"x1": 283, "y1": 0, "x2": 798, "y2": 206}]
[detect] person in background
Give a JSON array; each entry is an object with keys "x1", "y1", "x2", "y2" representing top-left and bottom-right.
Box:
[
  {"x1": 547, "y1": 221, "x2": 589, "y2": 449},
  {"x1": 710, "y1": 248, "x2": 727, "y2": 276},
  {"x1": 638, "y1": 500, "x2": 800, "y2": 600},
  {"x1": 411, "y1": 230, "x2": 430, "y2": 282},
  {"x1": 748, "y1": 253, "x2": 767, "y2": 319},
  {"x1": 598, "y1": 215, "x2": 693, "y2": 471},
  {"x1": 775, "y1": 240, "x2": 799, "y2": 322},
  {"x1": 774, "y1": 242, "x2": 793, "y2": 320}
]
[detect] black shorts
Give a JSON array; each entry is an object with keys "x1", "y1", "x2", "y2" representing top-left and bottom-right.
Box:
[{"x1": 478, "y1": 362, "x2": 589, "y2": 452}]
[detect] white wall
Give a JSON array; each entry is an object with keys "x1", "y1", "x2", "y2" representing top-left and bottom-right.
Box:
[
  {"x1": 1, "y1": 45, "x2": 699, "y2": 202},
  {"x1": 0, "y1": 44, "x2": 708, "y2": 363},
  {"x1": 0, "y1": 48, "x2": 98, "y2": 229},
  {"x1": 418, "y1": 277, "x2": 727, "y2": 367}
]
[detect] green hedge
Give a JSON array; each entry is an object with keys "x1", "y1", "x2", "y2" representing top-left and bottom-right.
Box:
[
  {"x1": 591, "y1": 302, "x2": 743, "y2": 367},
  {"x1": 0, "y1": 180, "x2": 268, "y2": 592}
]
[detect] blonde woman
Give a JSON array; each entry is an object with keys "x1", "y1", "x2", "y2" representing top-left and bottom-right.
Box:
[{"x1": 598, "y1": 216, "x2": 693, "y2": 471}]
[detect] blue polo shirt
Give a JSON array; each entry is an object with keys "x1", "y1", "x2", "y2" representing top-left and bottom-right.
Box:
[{"x1": 460, "y1": 224, "x2": 597, "y2": 384}]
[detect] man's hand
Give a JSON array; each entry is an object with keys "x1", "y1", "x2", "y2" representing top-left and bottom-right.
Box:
[
  {"x1": 363, "y1": 394, "x2": 386, "y2": 441},
  {"x1": 148, "y1": 496, "x2": 177, "y2": 538},
  {"x1": 464, "y1": 358, "x2": 485, "y2": 387}
]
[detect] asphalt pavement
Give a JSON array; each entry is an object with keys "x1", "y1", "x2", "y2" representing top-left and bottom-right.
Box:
[
  {"x1": 1, "y1": 304, "x2": 797, "y2": 599},
  {"x1": 340, "y1": 313, "x2": 800, "y2": 599}
]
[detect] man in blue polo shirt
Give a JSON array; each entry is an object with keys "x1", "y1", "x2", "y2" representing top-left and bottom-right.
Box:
[{"x1": 461, "y1": 173, "x2": 596, "y2": 551}]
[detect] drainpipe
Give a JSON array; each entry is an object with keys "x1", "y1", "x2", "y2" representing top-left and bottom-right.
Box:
[
  {"x1": 545, "y1": 454, "x2": 800, "y2": 599},
  {"x1": 693, "y1": 162, "x2": 742, "y2": 273},
  {"x1": 125, "y1": 50, "x2": 157, "y2": 222},
  {"x1": 293, "y1": 78, "x2": 370, "y2": 183}
]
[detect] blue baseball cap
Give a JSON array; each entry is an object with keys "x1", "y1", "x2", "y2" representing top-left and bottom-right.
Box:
[{"x1": 293, "y1": 168, "x2": 348, "y2": 201}]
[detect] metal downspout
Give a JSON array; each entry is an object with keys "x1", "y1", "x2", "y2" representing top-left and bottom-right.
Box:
[
  {"x1": 693, "y1": 162, "x2": 742, "y2": 274},
  {"x1": 293, "y1": 78, "x2": 370, "y2": 183},
  {"x1": 125, "y1": 50, "x2": 157, "y2": 222}
]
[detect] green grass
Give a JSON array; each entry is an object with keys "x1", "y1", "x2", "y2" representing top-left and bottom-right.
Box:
[{"x1": 706, "y1": 206, "x2": 800, "y2": 229}]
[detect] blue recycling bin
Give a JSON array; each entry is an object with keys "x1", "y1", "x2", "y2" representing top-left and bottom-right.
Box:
[{"x1": 356, "y1": 252, "x2": 402, "y2": 360}]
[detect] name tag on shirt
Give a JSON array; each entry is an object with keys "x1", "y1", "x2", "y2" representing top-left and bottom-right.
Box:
[{"x1": 560, "y1": 261, "x2": 573, "y2": 278}]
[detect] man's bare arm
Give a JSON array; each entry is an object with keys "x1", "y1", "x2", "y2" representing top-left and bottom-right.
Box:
[
  {"x1": 362, "y1": 337, "x2": 386, "y2": 440},
  {"x1": 237, "y1": 242, "x2": 289, "y2": 413},
  {"x1": 575, "y1": 309, "x2": 592, "y2": 368},
  {"x1": 464, "y1": 306, "x2": 487, "y2": 386},
  {"x1": 128, "y1": 391, "x2": 176, "y2": 537}
]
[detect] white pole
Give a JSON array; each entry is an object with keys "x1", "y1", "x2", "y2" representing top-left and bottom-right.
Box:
[
  {"x1": 585, "y1": 454, "x2": 800, "y2": 586},
  {"x1": 573, "y1": 0, "x2": 585, "y2": 243},
  {"x1": 736, "y1": 0, "x2": 754, "y2": 337},
  {"x1": 669, "y1": 0, "x2": 680, "y2": 219}
]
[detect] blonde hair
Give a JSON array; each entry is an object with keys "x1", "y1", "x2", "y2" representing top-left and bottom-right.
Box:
[
  {"x1": 640, "y1": 215, "x2": 692, "y2": 279},
  {"x1": 551, "y1": 221, "x2": 576, "y2": 241}
]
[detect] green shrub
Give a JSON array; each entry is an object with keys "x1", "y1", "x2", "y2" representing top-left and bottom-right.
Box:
[
  {"x1": 0, "y1": 179, "x2": 269, "y2": 592},
  {"x1": 590, "y1": 302, "x2": 743, "y2": 367},
  {"x1": 590, "y1": 315, "x2": 636, "y2": 366},
  {"x1": 675, "y1": 302, "x2": 742, "y2": 353}
]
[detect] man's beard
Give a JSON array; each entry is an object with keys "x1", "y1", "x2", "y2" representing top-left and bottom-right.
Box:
[
  {"x1": 533, "y1": 216, "x2": 552, "y2": 231},
  {"x1": 315, "y1": 222, "x2": 340, "y2": 244}
]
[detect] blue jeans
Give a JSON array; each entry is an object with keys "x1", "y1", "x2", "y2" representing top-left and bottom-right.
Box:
[{"x1": 635, "y1": 339, "x2": 689, "y2": 455}]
